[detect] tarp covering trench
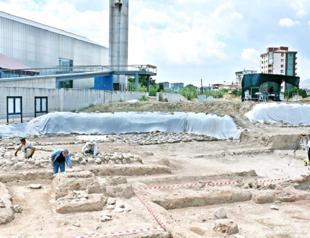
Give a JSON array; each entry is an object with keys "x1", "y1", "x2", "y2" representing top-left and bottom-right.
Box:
[
  {"x1": 0, "y1": 112, "x2": 241, "y2": 139},
  {"x1": 246, "y1": 103, "x2": 310, "y2": 126}
]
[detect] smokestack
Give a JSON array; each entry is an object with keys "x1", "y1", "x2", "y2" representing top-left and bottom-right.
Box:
[{"x1": 109, "y1": 0, "x2": 129, "y2": 91}]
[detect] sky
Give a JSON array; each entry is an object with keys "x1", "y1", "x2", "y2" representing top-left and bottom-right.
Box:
[{"x1": 0, "y1": 0, "x2": 309, "y2": 87}]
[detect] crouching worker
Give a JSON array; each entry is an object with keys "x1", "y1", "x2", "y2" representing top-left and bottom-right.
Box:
[
  {"x1": 82, "y1": 141, "x2": 98, "y2": 156},
  {"x1": 305, "y1": 140, "x2": 310, "y2": 166},
  {"x1": 51, "y1": 149, "x2": 72, "y2": 174},
  {"x1": 15, "y1": 138, "x2": 36, "y2": 159},
  {"x1": 300, "y1": 135, "x2": 310, "y2": 167}
]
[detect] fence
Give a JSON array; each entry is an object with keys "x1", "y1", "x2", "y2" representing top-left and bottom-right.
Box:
[{"x1": 0, "y1": 87, "x2": 145, "y2": 122}]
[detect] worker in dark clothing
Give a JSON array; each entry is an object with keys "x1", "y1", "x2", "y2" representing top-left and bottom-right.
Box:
[
  {"x1": 305, "y1": 140, "x2": 310, "y2": 166},
  {"x1": 51, "y1": 149, "x2": 72, "y2": 174}
]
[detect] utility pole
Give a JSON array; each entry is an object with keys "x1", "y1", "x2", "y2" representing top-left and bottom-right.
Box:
[{"x1": 200, "y1": 78, "x2": 204, "y2": 95}]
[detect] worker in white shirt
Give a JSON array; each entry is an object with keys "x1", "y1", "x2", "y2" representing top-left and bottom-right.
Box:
[
  {"x1": 82, "y1": 141, "x2": 98, "y2": 156},
  {"x1": 15, "y1": 138, "x2": 36, "y2": 159}
]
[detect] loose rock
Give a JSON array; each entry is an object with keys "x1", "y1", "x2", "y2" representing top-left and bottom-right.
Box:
[
  {"x1": 100, "y1": 213, "x2": 112, "y2": 222},
  {"x1": 0, "y1": 200, "x2": 5, "y2": 208},
  {"x1": 73, "y1": 223, "x2": 80, "y2": 227},
  {"x1": 214, "y1": 208, "x2": 227, "y2": 219},
  {"x1": 29, "y1": 184, "x2": 42, "y2": 189},
  {"x1": 270, "y1": 205, "x2": 279, "y2": 211},
  {"x1": 12, "y1": 205, "x2": 23, "y2": 213},
  {"x1": 213, "y1": 219, "x2": 239, "y2": 235}
]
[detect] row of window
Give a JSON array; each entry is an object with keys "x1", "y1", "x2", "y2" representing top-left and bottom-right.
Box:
[{"x1": 6, "y1": 96, "x2": 48, "y2": 123}]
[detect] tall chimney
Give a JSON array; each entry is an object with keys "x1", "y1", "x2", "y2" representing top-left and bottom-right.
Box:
[{"x1": 109, "y1": 0, "x2": 129, "y2": 91}]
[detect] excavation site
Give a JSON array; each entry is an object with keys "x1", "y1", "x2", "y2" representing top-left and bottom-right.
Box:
[{"x1": 0, "y1": 101, "x2": 309, "y2": 238}]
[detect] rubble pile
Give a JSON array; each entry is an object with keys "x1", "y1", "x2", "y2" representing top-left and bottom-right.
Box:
[
  {"x1": 107, "y1": 132, "x2": 216, "y2": 145},
  {"x1": 52, "y1": 171, "x2": 133, "y2": 217},
  {"x1": 0, "y1": 152, "x2": 143, "y2": 171},
  {"x1": 74, "y1": 152, "x2": 142, "y2": 165},
  {"x1": 0, "y1": 156, "x2": 51, "y2": 170}
]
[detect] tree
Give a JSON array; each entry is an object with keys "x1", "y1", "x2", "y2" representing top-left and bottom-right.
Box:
[
  {"x1": 205, "y1": 89, "x2": 225, "y2": 98},
  {"x1": 149, "y1": 84, "x2": 159, "y2": 96},
  {"x1": 285, "y1": 87, "x2": 308, "y2": 99},
  {"x1": 128, "y1": 76, "x2": 156, "y2": 92},
  {"x1": 128, "y1": 77, "x2": 135, "y2": 92},
  {"x1": 180, "y1": 84, "x2": 198, "y2": 100},
  {"x1": 231, "y1": 89, "x2": 241, "y2": 97}
]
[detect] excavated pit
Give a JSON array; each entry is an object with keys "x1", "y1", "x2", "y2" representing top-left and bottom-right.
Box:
[{"x1": 0, "y1": 118, "x2": 310, "y2": 238}]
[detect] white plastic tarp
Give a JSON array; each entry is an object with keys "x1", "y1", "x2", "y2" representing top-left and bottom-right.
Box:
[
  {"x1": 246, "y1": 103, "x2": 310, "y2": 126},
  {"x1": 0, "y1": 112, "x2": 241, "y2": 139}
]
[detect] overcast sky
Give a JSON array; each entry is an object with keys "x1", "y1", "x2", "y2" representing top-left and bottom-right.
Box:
[{"x1": 0, "y1": 0, "x2": 309, "y2": 86}]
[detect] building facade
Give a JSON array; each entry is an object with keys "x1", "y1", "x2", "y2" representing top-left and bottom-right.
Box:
[
  {"x1": 161, "y1": 82, "x2": 170, "y2": 91},
  {"x1": 235, "y1": 69, "x2": 257, "y2": 87},
  {"x1": 260, "y1": 47, "x2": 297, "y2": 76},
  {"x1": 242, "y1": 73, "x2": 300, "y2": 101},
  {"x1": 170, "y1": 83, "x2": 184, "y2": 92},
  {"x1": 0, "y1": 11, "x2": 108, "y2": 70}
]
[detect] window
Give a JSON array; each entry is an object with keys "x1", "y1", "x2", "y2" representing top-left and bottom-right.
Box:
[
  {"x1": 59, "y1": 58, "x2": 73, "y2": 72},
  {"x1": 281, "y1": 70, "x2": 284, "y2": 74},
  {"x1": 34, "y1": 97, "x2": 48, "y2": 117},
  {"x1": 281, "y1": 65, "x2": 284, "y2": 68},
  {"x1": 7, "y1": 96, "x2": 23, "y2": 123}
]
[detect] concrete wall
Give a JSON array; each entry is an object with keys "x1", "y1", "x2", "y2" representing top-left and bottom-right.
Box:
[
  {"x1": 72, "y1": 78, "x2": 94, "y2": 89},
  {"x1": 157, "y1": 92, "x2": 187, "y2": 103},
  {"x1": 0, "y1": 78, "x2": 56, "y2": 89},
  {"x1": 0, "y1": 87, "x2": 145, "y2": 119}
]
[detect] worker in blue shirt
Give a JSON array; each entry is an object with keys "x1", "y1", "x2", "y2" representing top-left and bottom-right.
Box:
[{"x1": 51, "y1": 149, "x2": 72, "y2": 174}]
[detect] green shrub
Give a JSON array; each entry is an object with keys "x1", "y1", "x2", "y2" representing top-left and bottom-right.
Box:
[
  {"x1": 205, "y1": 89, "x2": 225, "y2": 98},
  {"x1": 231, "y1": 89, "x2": 241, "y2": 97},
  {"x1": 285, "y1": 87, "x2": 308, "y2": 99},
  {"x1": 139, "y1": 84, "x2": 147, "y2": 93},
  {"x1": 298, "y1": 88, "x2": 308, "y2": 98},
  {"x1": 180, "y1": 85, "x2": 198, "y2": 100},
  {"x1": 138, "y1": 95, "x2": 149, "y2": 101},
  {"x1": 149, "y1": 85, "x2": 159, "y2": 96}
]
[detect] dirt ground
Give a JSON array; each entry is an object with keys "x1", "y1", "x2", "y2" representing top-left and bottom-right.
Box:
[{"x1": 0, "y1": 101, "x2": 310, "y2": 238}]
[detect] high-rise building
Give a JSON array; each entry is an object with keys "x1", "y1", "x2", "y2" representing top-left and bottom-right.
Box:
[{"x1": 260, "y1": 47, "x2": 297, "y2": 76}]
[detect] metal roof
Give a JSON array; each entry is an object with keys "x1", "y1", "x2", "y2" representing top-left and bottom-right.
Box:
[
  {"x1": 0, "y1": 11, "x2": 107, "y2": 48},
  {"x1": 0, "y1": 53, "x2": 29, "y2": 70}
]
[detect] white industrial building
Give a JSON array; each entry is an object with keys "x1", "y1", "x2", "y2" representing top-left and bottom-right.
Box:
[
  {"x1": 0, "y1": 11, "x2": 108, "y2": 69},
  {"x1": 0, "y1": 4, "x2": 156, "y2": 122},
  {"x1": 0, "y1": 11, "x2": 110, "y2": 89}
]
